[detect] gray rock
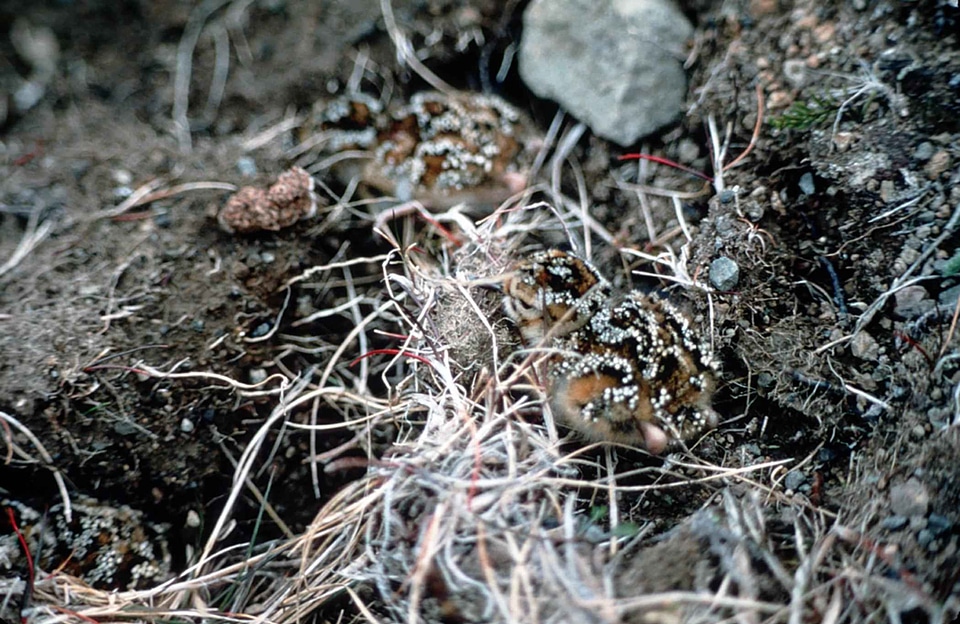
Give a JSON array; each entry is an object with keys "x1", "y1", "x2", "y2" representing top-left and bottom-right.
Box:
[
  {"x1": 236, "y1": 156, "x2": 258, "y2": 177},
  {"x1": 888, "y1": 478, "x2": 930, "y2": 517},
  {"x1": 880, "y1": 515, "x2": 908, "y2": 531},
  {"x1": 939, "y1": 284, "x2": 960, "y2": 307},
  {"x1": 913, "y1": 141, "x2": 934, "y2": 162},
  {"x1": 784, "y1": 470, "x2": 806, "y2": 492},
  {"x1": 709, "y1": 257, "x2": 740, "y2": 291},
  {"x1": 757, "y1": 372, "x2": 775, "y2": 389},
  {"x1": 850, "y1": 331, "x2": 879, "y2": 361},
  {"x1": 926, "y1": 513, "x2": 953, "y2": 537},
  {"x1": 892, "y1": 285, "x2": 934, "y2": 319},
  {"x1": 519, "y1": 0, "x2": 692, "y2": 146}
]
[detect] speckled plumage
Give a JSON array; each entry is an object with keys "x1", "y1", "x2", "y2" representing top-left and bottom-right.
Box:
[
  {"x1": 502, "y1": 249, "x2": 719, "y2": 453},
  {"x1": 313, "y1": 91, "x2": 532, "y2": 208}
]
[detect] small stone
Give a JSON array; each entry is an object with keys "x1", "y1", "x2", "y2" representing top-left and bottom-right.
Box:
[
  {"x1": 180, "y1": 418, "x2": 195, "y2": 434},
  {"x1": 926, "y1": 513, "x2": 953, "y2": 536},
  {"x1": 185, "y1": 510, "x2": 201, "y2": 528},
  {"x1": 893, "y1": 285, "x2": 934, "y2": 319},
  {"x1": 768, "y1": 90, "x2": 791, "y2": 108},
  {"x1": 850, "y1": 332, "x2": 879, "y2": 361},
  {"x1": 832, "y1": 132, "x2": 855, "y2": 152},
  {"x1": 709, "y1": 257, "x2": 740, "y2": 291},
  {"x1": 924, "y1": 149, "x2": 951, "y2": 179},
  {"x1": 812, "y1": 22, "x2": 835, "y2": 43},
  {"x1": 113, "y1": 169, "x2": 133, "y2": 185},
  {"x1": 880, "y1": 515, "x2": 908, "y2": 531},
  {"x1": 939, "y1": 284, "x2": 960, "y2": 307},
  {"x1": 249, "y1": 368, "x2": 268, "y2": 384},
  {"x1": 236, "y1": 156, "x2": 257, "y2": 177},
  {"x1": 749, "y1": 0, "x2": 778, "y2": 17},
  {"x1": 757, "y1": 372, "x2": 775, "y2": 389},
  {"x1": 889, "y1": 478, "x2": 930, "y2": 517},
  {"x1": 250, "y1": 322, "x2": 272, "y2": 338},
  {"x1": 917, "y1": 528, "x2": 935, "y2": 549},
  {"x1": 798, "y1": 172, "x2": 815, "y2": 195},
  {"x1": 783, "y1": 59, "x2": 807, "y2": 87},
  {"x1": 879, "y1": 180, "x2": 895, "y2": 203},
  {"x1": 677, "y1": 138, "x2": 700, "y2": 164},
  {"x1": 913, "y1": 141, "x2": 935, "y2": 161},
  {"x1": 784, "y1": 470, "x2": 806, "y2": 491},
  {"x1": 112, "y1": 420, "x2": 138, "y2": 436}
]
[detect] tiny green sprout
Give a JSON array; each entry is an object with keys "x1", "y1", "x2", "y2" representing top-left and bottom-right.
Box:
[
  {"x1": 943, "y1": 250, "x2": 960, "y2": 277},
  {"x1": 613, "y1": 522, "x2": 641, "y2": 538},
  {"x1": 770, "y1": 94, "x2": 838, "y2": 131},
  {"x1": 589, "y1": 505, "x2": 609, "y2": 522}
]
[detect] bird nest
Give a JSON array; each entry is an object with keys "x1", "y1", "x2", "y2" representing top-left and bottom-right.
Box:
[{"x1": 13, "y1": 191, "x2": 948, "y2": 624}]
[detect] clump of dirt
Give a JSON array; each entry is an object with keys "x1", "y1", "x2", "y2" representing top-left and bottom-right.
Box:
[{"x1": 1, "y1": 0, "x2": 959, "y2": 622}]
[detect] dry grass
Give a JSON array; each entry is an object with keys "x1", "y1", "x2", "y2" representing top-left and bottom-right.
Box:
[
  {"x1": 7, "y1": 180, "x2": 957, "y2": 624},
  {"x1": 5, "y1": 2, "x2": 960, "y2": 623}
]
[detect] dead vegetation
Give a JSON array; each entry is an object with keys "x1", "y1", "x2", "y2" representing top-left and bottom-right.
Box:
[{"x1": 2, "y1": 1, "x2": 960, "y2": 623}]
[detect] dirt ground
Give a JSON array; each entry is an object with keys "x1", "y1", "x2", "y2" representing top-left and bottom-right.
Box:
[{"x1": 2, "y1": 0, "x2": 960, "y2": 622}]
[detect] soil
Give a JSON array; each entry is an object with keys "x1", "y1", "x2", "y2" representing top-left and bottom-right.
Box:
[{"x1": 1, "y1": 0, "x2": 959, "y2": 622}]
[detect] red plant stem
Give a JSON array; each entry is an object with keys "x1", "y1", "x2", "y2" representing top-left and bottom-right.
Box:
[
  {"x1": 618, "y1": 153, "x2": 714, "y2": 182},
  {"x1": 350, "y1": 348, "x2": 432, "y2": 368}
]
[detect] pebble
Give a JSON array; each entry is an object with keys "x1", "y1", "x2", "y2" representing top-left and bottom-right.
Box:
[
  {"x1": 236, "y1": 156, "x2": 257, "y2": 177},
  {"x1": 250, "y1": 322, "x2": 272, "y2": 338},
  {"x1": 913, "y1": 141, "x2": 935, "y2": 161},
  {"x1": 783, "y1": 59, "x2": 807, "y2": 87},
  {"x1": 880, "y1": 515, "x2": 908, "y2": 531},
  {"x1": 784, "y1": 470, "x2": 806, "y2": 491},
  {"x1": 798, "y1": 172, "x2": 815, "y2": 195},
  {"x1": 888, "y1": 478, "x2": 930, "y2": 517},
  {"x1": 832, "y1": 132, "x2": 855, "y2": 151},
  {"x1": 926, "y1": 513, "x2": 953, "y2": 536},
  {"x1": 519, "y1": 0, "x2": 693, "y2": 146},
  {"x1": 709, "y1": 257, "x2": 740, "y2": 291},
  {"x1": 249, "y1": 368, "x2": 268, "y2": 384},
  {"x1": 880, "y1": 180, "x2": 895, "y2": 203},
  {"x1": 186, "y1": 510, "x2": 201, "y2": 528},
  {"x1": 924, "y1": 149, "x2": 951, "y2": 179},
  {"x1": 939, "y1": 284, "x2": 960, "y2": 307},
  {"x1": 892, "y1": 285, "x2": 934, "y2": 319},
  {"x1": 850, "y1": 331, "x2": 879, "y2": 361},
  {"x1": 180, "y1": 418, "x2": 195, "y2": 434}
]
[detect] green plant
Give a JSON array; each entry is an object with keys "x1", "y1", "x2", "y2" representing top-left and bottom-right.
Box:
[
  {"x1": 770, "y1": 94, "x2": 838, "y2": 131},
  {"x1": 943, "y1": 250, "x2": 960, "y2": 277}
]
